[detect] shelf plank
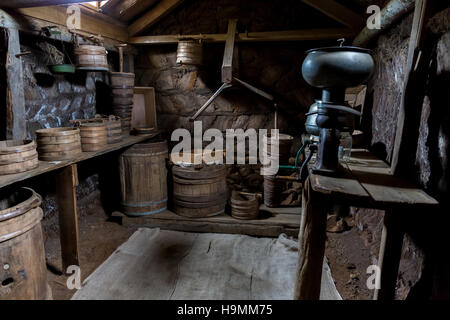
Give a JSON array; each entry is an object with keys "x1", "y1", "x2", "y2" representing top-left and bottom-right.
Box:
[{"x1": 0, "y1": 134, "x2": 157, "y2": 188}]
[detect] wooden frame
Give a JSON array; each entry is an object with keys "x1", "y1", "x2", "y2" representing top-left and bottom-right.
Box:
[{"x1": 132, "y1": 87, "x2": 158, "y2": 130}]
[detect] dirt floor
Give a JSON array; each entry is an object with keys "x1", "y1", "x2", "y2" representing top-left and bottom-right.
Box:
[{"x1": 43, "y1": 197, "x2": 372, "y2": 300}]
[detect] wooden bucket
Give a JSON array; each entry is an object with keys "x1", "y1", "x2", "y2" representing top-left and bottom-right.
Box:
[
  {"x1": 0, "y1": 140, "x2": 38, "y2": 175},
  {"x1": 263, "y1": 133, "x2": 294, "y2": 165},
  {"x1": 36, "y1": 128, "x2": 82, "y2": 161},
  {"x1": 0, "y1": 188, "x2": 51, "y2": 300},
  {"x1": 119, "y1": 141, "x2": 168, "y2": 216},
  {"x1": 99, "y1": 116, "x2": 122, "y2": 144},
  {"x1": 74, "y1": 45, "x2": 109, "y2": 71},
  {"x1": 111, "y1": 86, "x2": 134, "y2": 96},
  {"x1": 120, "y1": 117, "x2": 132, "y2": 135},
  {"x1": 172, "y1": 164, "x2": 227, "y2": 218},
  {"x1": 263, "y1": 175, "x2": 284, "y2": 208},
  {"x1": 110, "y1": 72, "x2": 135, "y2": 87},
  {"x1": 112, "y1": 94, "x2": 134, "y2": 105},
  {"x1": 78, "y1": 123, "x2": 108, "y2": 152},
  {"x1": 231, "y1": 191, "x2": 259, "y2": 220},
  {"x1": 176, "y1": 40, "x2": 203, "y2": 65}
]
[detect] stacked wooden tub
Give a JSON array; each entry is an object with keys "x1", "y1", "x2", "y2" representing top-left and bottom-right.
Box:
[
  {"x1": 0, "y1": 140, "x2": 38, "y2": 175},
  {"x1": 78, "y1": 122, "x2": 108, "y2": 152},
  {"x1": 36, "y1": 128, "x2": 82, "y2": 161},
  {"x1": 172, "y1": 163, "x2": 227, "y2": 218},
  {"x1": 74, "y1": 45, "x2": 109, "y2": 72},
  {"x1": 110, "y1": 72, "x2": 135, "y2": 135}
]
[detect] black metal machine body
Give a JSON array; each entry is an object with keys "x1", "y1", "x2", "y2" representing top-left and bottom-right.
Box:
[{"x1": 301, "y1": 44, "x2": 375, "y2": 174}]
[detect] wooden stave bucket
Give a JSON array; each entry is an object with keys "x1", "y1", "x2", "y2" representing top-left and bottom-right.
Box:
[
  {"x1": 263, "y1": 133, "x2": 294, "y2": 165},
  {"x1": 176, "y1": 40, "x2": 203, "y2": 65},
  {"x1": 119, "y1": 141, "x2": 168, "y2": 216},
  {"x1": 110, "y1": 72, "x2": 135, "y2": 87},
  {"x1": 0, "y1": 140, "x2": 39, "y2": 175},
  {"x1": 0, "y1": 188, "x2": 52, "y2": 300},
  {"x1": 111, "y1": 86, "x2": 134, "y2": 96},
  {"x1": 263, "y1": 174, "x2": 284, "y2": 208},
  {"x1": 74, "y1": 45, "x2": 108, "y2": 71},
  {"x1": 172, "y1": 164, "x2": 227, "y2": 218},
  {"x1": 230, "y1": 191, "x2": 259, "y2": 220},
  {"x1": 36, "y1": 128, "x2": 82, "y2": 161},
  {"x1": 79, "y1": 123, "x2": 108, "y2": 152}
]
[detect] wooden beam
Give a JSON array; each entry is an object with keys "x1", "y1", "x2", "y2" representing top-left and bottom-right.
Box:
[
  {"x1": 221, "y1": 19, "x2": 238, "y2": 84},
  {"x1": 301, "y1": 0, "x2": 364, "y2": 29},
  {"x1": 56, "y1": 164, "x2": 80, "y2": 271},
  {"x1": 102, "y1": 0, "x2": 159, "y2": 22},
  {"x1": 0, "y1": 0, "x2": 93, "y2": 8},
  {"x1": 390, "y1": 0, "x2": 435, "y2": 176},
  {"x1": 5, "y1": 28, "x2": 26, "y2": 140},
  {"x1": 128, "y1": 0, "x2": 185, "y2": 36},
  {"x1": 18, "y1": 5, "x2": 129, "y2": 42},
  {"x1": 129, "y1": 28, "x2": 358, "y2": 44}
]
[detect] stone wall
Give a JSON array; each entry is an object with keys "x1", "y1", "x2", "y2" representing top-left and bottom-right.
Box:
[
  {"x1": 15, "y1": 34, "x2": 114, "y2": 225},
  {"x1": 359, "y1": 6, "x2": 450, "y2": 299}
]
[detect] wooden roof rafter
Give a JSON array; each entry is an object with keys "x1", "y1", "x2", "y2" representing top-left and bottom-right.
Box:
[
  {"x1": 301, "y1": 0, "x2": 365, "y2": 30},
  {"x1": 128, "y1": 0, "x2": 185, "y2": 36}
]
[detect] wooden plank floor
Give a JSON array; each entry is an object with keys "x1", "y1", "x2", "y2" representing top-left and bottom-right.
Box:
[{"x1": 121, "y1": 206, "x2": 301, "y2": 238}]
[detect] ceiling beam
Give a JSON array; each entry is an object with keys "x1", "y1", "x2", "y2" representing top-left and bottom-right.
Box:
[
  {"x1": 18, "y1": 5, "x2": 129, "y2": 42},
  {"x1": 301, "y1": 0, "x2": 365, "y2": 29},
  {"x1": 102, "y1": 0, "x2": 159, "y2": 22},
  {"x1": 128, "y1": 0, "x2": 185, "y2": 36},
  {"x1": 129, "y1": 28, "x2": 358, "y2": 44},
  {"x1": 0, "y1": 0, "x2": 93, "y2": 8}
]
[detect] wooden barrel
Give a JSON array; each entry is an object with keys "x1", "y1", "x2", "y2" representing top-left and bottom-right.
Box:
[
  {"x1": 231, "y1": 191, "x2": 259, "y2": 220},
  {"x1": 112, "y1": 94, "x2": 134, "y2": 105},
  {"x1": 111, "y1": 86, "x2": 134, "y2": 96},
  {"x1": 0, "y1": 140, "x2": 38, "y2": 175},
  {"x1": 79, "y1": 123, "x2": 108, "y2": 152},
  {"x1": 119, "y1": 141, "x2": 168, "y2": 216},
  {"x1": 36, "y1": 128, "x2": 82, "y2": 161},
  {"x1": 263, "y1": 133, "x2": 294, "y2": 165},
  {"x1": 172, "y1": 164, "x2": 227, "y2": 218},
  {"x1": 0, "y1": 188, "x2": 51, "y2": 300},
  {"x1": 263, "y1": 175, "x2": 284, "y2": 207},
  {"x1": 110, "y1": 72, "x2": 135, "y2": 87},
  {"x1": 176, "y1": 40, "x2": 203, "y2": 65},
  {"x1": 74, "y1": 45, "x2": 108, "y2": 71}
]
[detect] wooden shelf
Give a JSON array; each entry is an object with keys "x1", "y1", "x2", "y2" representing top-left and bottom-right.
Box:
[
  {"x1": 120, "y1": 207, "x2": 301, "y2": 238},
  {"x1": 0, "y1": 134, "x2": 158, "y2": 188}
]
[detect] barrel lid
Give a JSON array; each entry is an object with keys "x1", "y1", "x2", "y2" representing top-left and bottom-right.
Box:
[{"x1": 170, "y1": 149, "x2": 225, "y2": 166}]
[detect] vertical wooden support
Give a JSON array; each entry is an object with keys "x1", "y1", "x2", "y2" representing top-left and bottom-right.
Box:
[
  {"x1": 5, "y1": 28, "x2": 26, "y2": 140},
  {"x1": 374, "y1": 211, "x2": 405, "y2": 300},
  {"x1": 56, "y1": 164, "x2": 80, "y2": 271},
  {"x1": 221, "y1": 19, "x2": 238, "y2": 84},
  {"x1": 294, "y1": 178, "x2": 330, "y2": 299}
]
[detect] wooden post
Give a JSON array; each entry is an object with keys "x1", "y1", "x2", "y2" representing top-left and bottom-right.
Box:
[
  {"x1": 5, "y1": 28, "x2": 26, "y2": 140},
  {"x1": 294, "y1": 178, "x2": 330, "y2": 299},
  {"x1": 374, "y1": 211, "x2": 405, "y2": 300},
  {"x1": 56, "y1": 164, "x2": 80, "y2": 271},
  {"x1": 221, "y1": 19, "x2": 238, "y2": 84}
]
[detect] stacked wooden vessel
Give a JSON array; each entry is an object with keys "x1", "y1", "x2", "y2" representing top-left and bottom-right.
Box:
[
  {"x1": 36, "y1": 128, "x2": 82, "y2": 161},
  {"x1": 0, "y1": 140, "x2": 39, "y2": 175},
  {"x1": 111, "y1": 72, "x2": 135, "y2": 135}
]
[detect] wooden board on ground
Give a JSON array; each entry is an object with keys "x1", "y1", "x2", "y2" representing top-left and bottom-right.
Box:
[
  {"x1": 72, "y1": 228, "x2": 341, "y2": 300},
  {"x1": 121, "y1": 209, "x2": 301, "y2": 238}
]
